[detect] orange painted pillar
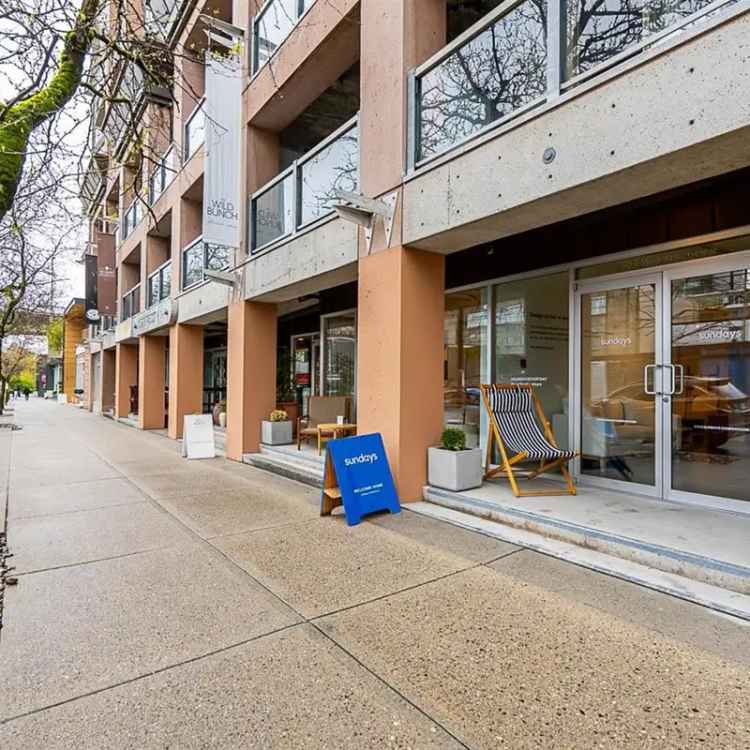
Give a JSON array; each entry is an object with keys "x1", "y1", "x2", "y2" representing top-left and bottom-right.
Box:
[
  {"x1": 101, "y1": 349, "x2": 116, "y2": 413},
  {"x1": 115, "y1": 343, "x2": 138, "y2": 418},
  {"x1": 168, "y1": 323, "x2": 204, "y2": 439},
  {"x1": 357, "y1": 246, "x2": 445, "y2": 501},
  {"x1": 225, "y1": 300, "x2": 277, "y2": 461},
  {"x1": 138, "y1": 335, "x2": 167, "y2": 429}
]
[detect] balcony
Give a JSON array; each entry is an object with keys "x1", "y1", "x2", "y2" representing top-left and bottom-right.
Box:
[
  {"x1": 144, "y1": 0, "x2": 183, "y2": 40},
  {"x1": 121, "y1": 284, "x2": 141, "y2": 322},
  {"x1": 80, "y1": 157, "x2": 106, "y2": 215},
  {"x1": 252, "y1": 0, "x2": 317, "y2": 74},
  {"x1": 147, "y1": 261, "x2": 173, "y2": 307},
  {"x1": 148, "y1": 145, "x2": 179, "y2": 205},
  {"x1": 249, "y1": 116, "x2": 358, "y2": 253},
  {"x1": 181, "y1": 236, "x2": 232, "y2": 290},
  {"x1": 184, "y1": 101, "x2": 205, "y2": 161},
  {"x1": 403, "y1": 0, "x2": 750, "y2": 253},
  {"x1": 411, "y1": 0, "x2": 739, "y2": 166}
]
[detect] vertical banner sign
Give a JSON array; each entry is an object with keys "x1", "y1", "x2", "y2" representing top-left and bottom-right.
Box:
[{"x1": 203, "y1": 52, "x2": 242, "y2": 250}]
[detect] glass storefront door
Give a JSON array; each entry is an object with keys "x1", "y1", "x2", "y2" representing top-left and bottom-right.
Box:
[
  {"x1": 665, "y1": 262, "x2": 750, "y2": 506},
  {"x1": 576, "y1": 253, "x2": 750, "y2": 510},
  {"x1": 577, "y1": 276, "x2": 664, "y2": 495},
  {"x1": 322, "y1": 310, "x2": 357, "y2": 410}
]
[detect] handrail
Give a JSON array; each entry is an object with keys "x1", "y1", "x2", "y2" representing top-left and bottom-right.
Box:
[{"x1": 180, "y1": 235, "x2": 233, "y2": 290}]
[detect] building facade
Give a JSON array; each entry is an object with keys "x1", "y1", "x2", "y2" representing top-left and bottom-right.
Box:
[{"x1": 77, "y1": 0, "x2": 750, "y2": 514}]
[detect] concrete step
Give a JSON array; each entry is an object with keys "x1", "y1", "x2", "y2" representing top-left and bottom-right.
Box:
[
  {"x1": 243, "y1": 452, "x2": 323, "y2": 489},
  {"x1": 410, "y1": 500, "x2": 750, "y2": 622},
  {"x1": 423, "y1": 485, "x2": 750, "y2": 598},
  {"x1": 259, "y1": 443, "x2": 326, "y2": 469}
]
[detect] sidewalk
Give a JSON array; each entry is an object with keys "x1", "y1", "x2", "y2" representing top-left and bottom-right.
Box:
[{"x1": 1, "y1": 399, "x2": 749, "y2": 748}]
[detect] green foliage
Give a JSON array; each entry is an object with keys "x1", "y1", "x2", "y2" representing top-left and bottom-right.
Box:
[
  {"x1": 440, "y1": 428, "x2": 467, "y2": 452},
  {"x1": 10, "y1": 371, "x2": 35, "y2": 393},
  {"x1": 47, "y1": 318, "x2": 63, "y2": 355}
]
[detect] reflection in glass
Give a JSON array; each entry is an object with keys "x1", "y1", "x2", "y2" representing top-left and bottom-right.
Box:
[
  {"x1": 417, "y1": 0, "x2": 546, "y2": 161},
  {"x1": 671, "y1": 269, "x2": 750, "y2": 502},
  {"x1": 182, "y1": 241, "x2": 204, "y2": 288},
  {"x1": 581, "y1": 285, "x2": 656, "y2": 485},
  {"x1": 323, "y1": 312, "x2": 356, "y2": 404},
  {"x1": 299, "y1": 126, "x2": 358, "y2": 226},
  {"x1": 566, "y1": 0, "x2": 716, "y2": 80},
  {"x1": 444, "y1": 289, "x2": 488, "y2": 449},
  {"x1": 206, "y1": 243, "x2": 230, "y2": 271},
  {"x1": 185, "y1": 104, "x2": 205, "y2": 160},
  {"x1": 253, "y1": 173, "x2": 294, "y2": 250},
  {"x1": 255, "y1": 0, "x2": 298, "y2": 70},
  {"x1": 495, "y1": 272, "x2": 570, "y2": 448}
]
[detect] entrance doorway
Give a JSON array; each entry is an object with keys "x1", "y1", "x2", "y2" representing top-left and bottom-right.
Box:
[{"x1": 575, "y1": 255, "x2": 750, "y2": 511}]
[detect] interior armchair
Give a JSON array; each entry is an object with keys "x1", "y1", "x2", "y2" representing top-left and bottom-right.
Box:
[{"x1": 297, "y1": 396, "x2": 352, "y2": 452}]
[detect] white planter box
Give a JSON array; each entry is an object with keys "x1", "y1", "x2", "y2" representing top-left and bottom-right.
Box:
[
  {"x1": 262, "y1": 420, "x2": 292, "y2": 445},
  {"x1": 428, "y1": 446, "x2": 482, "y2": 492}
]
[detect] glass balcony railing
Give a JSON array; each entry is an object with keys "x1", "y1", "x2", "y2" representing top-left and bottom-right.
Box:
[
  {"x1": 184, "y1": 101, "x2": 205, "y2": 161},
  {"x1": 120, "y1": 199, "x2": 141, "y2": 242},
  {"x1": 144, "y1": 0, "x2": 182, "y2": 39},
  {"x1": 148, "y1": 145, "x2": 178, "y2": 205},
  {"x1": 121, "y1": 284, "x2": 141, "y2": 322},
  {"x1": 252, "y1": 0, "x2": 316, "y2": 73},
  {"x1": 181, "y1": 236, "x2": 232, "y2": 290},
  {"x1": 147, "y1": 260, "x2": 172, "y2": 307},
  {"x1": 249, "y1": 116, "x2": 358, "y2": 253},
  {"x1": 412, "y1": 0, "x2": 737, "y2": 165}
]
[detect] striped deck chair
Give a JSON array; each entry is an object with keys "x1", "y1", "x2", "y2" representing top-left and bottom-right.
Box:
[{"x1": 480, "y1": 384, "x2": 577, "y2": 497}]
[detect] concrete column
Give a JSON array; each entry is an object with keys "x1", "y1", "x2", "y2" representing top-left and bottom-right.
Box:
[
  {"x1": 360, "y1": 0, "x2": 445, "y2": 197},
  {"x1": 102, "y1": 349, "x2": 116, "y2": 413},
  {"x1": 138, "y1": 335, "x2": 167, "y2": 429},
  {"x1": 357, "y1": 246, "x2": 445, "y2": 501},
  {"x1": 115, "y1": 343, "x2": 138, "y2": 418},
  {"x1": 225, "y1": 301, "x2": 277, "y2": 461},
  {"x1": 168, "y1": 324, "x2": 204, "y2": 439}
]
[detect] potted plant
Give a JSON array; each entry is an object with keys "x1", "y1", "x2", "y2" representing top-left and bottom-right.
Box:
[
  {"x1": 261, "y1": 409, "x2": 293, "y2": 445},
  {"x1": 212, "y1": 399, "x2": 227, "y2": 427},
  {"x1": 427, "y1": 427, "x2": 483, "y2": 492}
]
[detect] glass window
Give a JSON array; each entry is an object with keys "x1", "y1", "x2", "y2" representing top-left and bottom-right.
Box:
[
  {"x1": 298, "y1": 125, "x2": 358, "y2": 226},
  {"x1": 253, "y1": 173, "x2": 295, "y2": 250},
  {"x1": 148, "y1": 275, "x2": 160, "y2": 307},
  {"x1": 417, "y1": 0, "x2": 546, "y2": 161},
  {"x1": 444, "y1": 288, "x2": 488, "y2": 449},
  {"x1": 494, "y1": 272, "x2": 570, "y2": 448},
  {"x1": 185, "y1": 104, "x2": 205, "y2": 160}
]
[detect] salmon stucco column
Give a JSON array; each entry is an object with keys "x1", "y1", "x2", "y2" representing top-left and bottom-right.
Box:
[
  {"x1": 115, "y1": 343, "x2": 138, "y2": 418},
  {"x1": 225, "y1": 300, "x2": 277, "y2": 461},
  {"x1": 138, "y1": 335, "x2": 167, "y2": 429},
  {"x1": 168, "y1": 323, "x2": 204, "y2": 439},
  {"x1": 357, "y1": 246, "x2": 445, "y2": 501},
  {"x1": 101, "y1": 349, "x2": 116, "y2": 413}
]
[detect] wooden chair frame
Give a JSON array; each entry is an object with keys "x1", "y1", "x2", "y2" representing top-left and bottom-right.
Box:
[{"x1": 480, "y1": 383, "x2": 577, "y2": 498}]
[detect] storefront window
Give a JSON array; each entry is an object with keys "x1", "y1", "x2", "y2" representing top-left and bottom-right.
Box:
[
  {"x1": 444, "y1": 289, "x2": 488, "y2": 449},
  {"x1": 494, "y1": 272, "x2": 570, "y2": 448}
]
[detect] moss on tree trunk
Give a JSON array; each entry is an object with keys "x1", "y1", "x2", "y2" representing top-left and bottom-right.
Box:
[{"x1": 0, "y1": 0, "x2": 100, "y2": 222}]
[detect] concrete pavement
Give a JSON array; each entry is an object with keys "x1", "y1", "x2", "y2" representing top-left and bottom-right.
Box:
[{"x1": 1, "y1": 399, "x2": 749, "y2": 748}]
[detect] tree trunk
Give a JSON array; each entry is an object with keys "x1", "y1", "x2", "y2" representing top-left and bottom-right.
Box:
[{"x1": 0, "y1": 0, "x2": 100, "y2": 222}]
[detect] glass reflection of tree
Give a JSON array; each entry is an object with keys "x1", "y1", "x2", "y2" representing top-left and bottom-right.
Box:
[
  {"x1": 419, "y1": 2, "x2": 546, "y2": 159},
  {"x1": 567, "y1": 0, "x2": 714, "y2": 77},
  {"x1": 300, "y1": 130, "x2": 358, "y2": 223}
]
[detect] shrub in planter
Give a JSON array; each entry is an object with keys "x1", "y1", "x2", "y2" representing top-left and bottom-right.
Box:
[
  {"x1": 262, "y1": 409, "x2": 292, "y2": 445},
  {"x1": 428, "y1": 427, "x2": 482, "y2": 492}
]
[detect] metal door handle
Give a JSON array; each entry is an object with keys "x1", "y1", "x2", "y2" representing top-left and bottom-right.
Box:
[
  {"x1": 674, "y1": 364, "x2": 685, "y2": 394},
  {"x1": 644, "y1": 364, "x2": 657, "y2": 395}
]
